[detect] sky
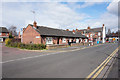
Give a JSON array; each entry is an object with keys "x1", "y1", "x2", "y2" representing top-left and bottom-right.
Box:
[{"x1": 0, "y1": 0, "x2": 119, "y2": 33}]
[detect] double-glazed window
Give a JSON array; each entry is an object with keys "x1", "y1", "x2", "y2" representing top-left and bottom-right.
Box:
[
  {"x1": 62, "y1": 38, "x2": 66, "y2": 43},
  {"x1": 6, "y1": 33, "x2": 8, "y2": 35},
  {"x1": 98, "y1": 32, "x2": 101, "y2": 36},
  {"x1": 0, "y1": 33, "x2": 1, "y2": 35},
  {"x1": 46, "y1": 37, "x2": 53, "y2": 44},
  {"x1": 76, "y1": 38, "x2": 79, "y2": 43}
]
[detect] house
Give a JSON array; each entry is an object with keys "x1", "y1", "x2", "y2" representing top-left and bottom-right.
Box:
[
  {"x1": 106, "y1": 32, "x2": 119, "y2": 42},
  {"x1": 0, "y1": 27, "x2": 9, "y2": 42},
  {"x1": 22, "y1": 21, "x2": 87, "y2": 45},
  {"x1": 77, "y1": 24, "x2": 106, "y2": 44}
]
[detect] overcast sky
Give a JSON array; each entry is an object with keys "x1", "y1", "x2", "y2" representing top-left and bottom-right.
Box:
[{"x1": 1, "y1": 0, "x2": 119, "y2": 32}]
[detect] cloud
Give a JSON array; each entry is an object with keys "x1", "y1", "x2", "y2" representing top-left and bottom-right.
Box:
[
  {"x1": 2, "y1": 0, "x2": 114, "y2": 2},
  {"x1": 2, "y1": 1, "x2": 118, "y2": 33},
  {"x1": 2, "y1": 2, "x2": 89, "y2": 31},
  {"x1": 107, "y1": 2, "x2": 118, "y2": 16}
]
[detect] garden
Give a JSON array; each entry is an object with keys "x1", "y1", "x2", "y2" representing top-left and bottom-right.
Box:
[{"x1": 5, "y1": 38, "x2": 46, "y2": 50}]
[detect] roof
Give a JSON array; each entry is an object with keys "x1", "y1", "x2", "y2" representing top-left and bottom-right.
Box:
[
  {"x1": 78, "y1": 27, "x2": 103, "y2": 33},
  {"x1": 106, "y1": 33, "x2": 118, "y2": 37},
  {"x1": 29, "y1": 24, "x2": 87, "y2": 38},
  {"x1": 0, "y1": 27, "x2": 9, "y2": 33}
]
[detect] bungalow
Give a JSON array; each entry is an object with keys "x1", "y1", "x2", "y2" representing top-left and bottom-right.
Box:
[
  {"x1": 22, "y1": 21, "x2": 87, "y2": 45},
  {"x1": 0, "y1": 27, "x2": 9, "y2": 42}
]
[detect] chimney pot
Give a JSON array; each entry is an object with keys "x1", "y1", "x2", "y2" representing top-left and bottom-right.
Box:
[
  {"x1": 76, "y1": 29, "x2": 78, "y2": 32},
  {"x1": 73, "y1": 29, "x2": 75, "y2": 32},
  {"x1": 87, "y1": 26, "x2": 90, "y2": 29},
  {"x1": 103, "y1": 24, "x2": 105, "y2": 27},
  {"x1": 33, "y1": 21, "x2": 37, "y2": 28},
  {"x1": 66, "y1": 29, "x2": 69, "y2": 31}
]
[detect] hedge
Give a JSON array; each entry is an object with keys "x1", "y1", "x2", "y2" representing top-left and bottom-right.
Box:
[{"x1": 5, "y1": 38, "x2": 46, "y2": 50}]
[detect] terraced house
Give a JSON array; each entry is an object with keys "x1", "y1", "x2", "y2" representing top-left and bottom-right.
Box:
[
  {"x1": 77, "y1": 24, "x2": 106, "y2": 44},
  {"x1": 22, "y1": 21, "x2": 87, "y2": 45},
  {"x1": 0, "y1": 27, "x2": 9, "y2": 42}
]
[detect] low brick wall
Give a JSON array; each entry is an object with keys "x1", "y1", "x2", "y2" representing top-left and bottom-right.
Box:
[
  {"x1": 83, "y1": 43, "x2": 89, "y2": 46},
  {"x1": 71, "y1": 43, "x2": 83, "y2": 46},
  {"x1": 46, "y1": 44, "x2": 68, "y2": 49}
]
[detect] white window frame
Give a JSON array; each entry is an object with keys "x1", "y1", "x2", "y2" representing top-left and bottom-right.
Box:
[
  {"x1": 6, "y1": 33, "x2": 8, "y2": 35},
  {"x1": 0, "y1": 38, "x2": 3, "y2": 42},
  {"x1": 98, "y1": 32, "x2": 101, "y2": 36},
  {"x1": 85, "y1": 39, "x2": 88, "y2": 43},
  {"x1": 46, "y1": 37, "x2": 53, "y2": 45},
  {"x1": 0, "y1": 33, "x2": 1, "y2": 35},
  {"x1": 90, "y1": 34, "x2": 92, "y2": 37},
  {"x1": 76, "y1": 38, "x2": 79, "y2": 43},
  {"x1": 62, "y1": 38, "x2": 66, "y2": 43},
  {"x1": 69, "y1": 38, "x2": 72, "y2": 42},
  {"x1": 87, "y1": 35, "x2": 89, "y2": 37}
]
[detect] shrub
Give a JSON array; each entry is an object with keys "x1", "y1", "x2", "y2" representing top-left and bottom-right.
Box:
[
  {"x1": 6, "y1": 41, "x2": 46, "y2": 50},
  {"x1": 5, "y1": 38, "x2": 12, "y2": 46},
  {"x1": 9, "y1": 33, "x2": 14, "y2": 38}
]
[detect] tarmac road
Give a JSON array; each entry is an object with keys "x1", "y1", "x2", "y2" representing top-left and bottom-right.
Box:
[{"x1": 2, "y1": 43, "x2": 118, "y2": 78}]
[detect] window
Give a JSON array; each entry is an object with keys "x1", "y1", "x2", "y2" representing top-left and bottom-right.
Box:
[
  {"x1": 69, "y1": 39, "x2": 72, "y2": 42},
  {"x1": 46, "y1": 37, "x2": 53, "y2": 44},
  {"x1": 85, "y1": 39, "x2": 88, "y2": 42},
  {"x1": 98, "y1": 32, "x2": 101, "y2": 36},
  {"x1": 0, "y1": 33, "x2": 1, "y2": 35},
  {"x1": 0, "y1": 38, "x2": 3, "y2": 42},
  {"x1": 87, "y1": 35, "x2": 89, "y2": 37},
  {"x1": 62, "y1": 38, "x2": 66, "y2": 43},
  {"x1": 83, "y1": 31, "x2": 86, "y2": 34},
  {"x1": 76, "y1": 38, "x2": 79, "y2": 43},
  {"x1": 6, "y1": 33, "x2": 8, "y2": 35},
  {"x1": 90, "y1": 34, "x2": 92, "y2": 37},
  {"x1": 80, "y1": 39, "x2": 83, "y2": 42}
]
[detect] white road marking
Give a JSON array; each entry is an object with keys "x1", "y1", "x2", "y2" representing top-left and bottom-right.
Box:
[{"x1": 2, "y1": 52, "x2": 60, "y2": 64}]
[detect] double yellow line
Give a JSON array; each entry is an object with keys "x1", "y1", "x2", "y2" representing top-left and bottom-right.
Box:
[{"x1": 85, "y1": 47, "x2": 118, "y2": 80}]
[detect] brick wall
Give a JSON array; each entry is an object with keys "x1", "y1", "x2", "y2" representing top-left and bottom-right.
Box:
[{"x1": 22, "y1": 25, "x2": 41, "y2": 44}]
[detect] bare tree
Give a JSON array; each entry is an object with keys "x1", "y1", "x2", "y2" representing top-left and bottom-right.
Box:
[
  {"x1": 107, "y1": 29, "x2": 111, "y2": 35},
  {"x1": 8, "y1": 25, "x2": 18, "y2": 36}
]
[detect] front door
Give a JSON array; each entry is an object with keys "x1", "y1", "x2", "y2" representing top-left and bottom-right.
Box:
[{"x1": 57, "y1": 37, "x2": 59, "y2": 44}]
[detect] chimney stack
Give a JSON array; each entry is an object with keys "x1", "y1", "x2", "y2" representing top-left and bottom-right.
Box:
[
  {"x1": 23, "y1": 27, "x2": 26, "y2": 33},
  {"x1": 33, "y1": 21, "x2": 37, "y2": 28},
  {"x1": 76, "y1": 29, "x2": 78, "y2": 32},
  {"x1": 87, "y1": 26, "x2": 90, "y2": 29},
  {"x1": 102, "y1": 24, "x2": 105, "y2": 27},
  {"x1": 66, "y1": 29, "x2": 69, "y2": 31},
  {"x1": 72, "y1": 29, "x2": 75, "y2": 33}
]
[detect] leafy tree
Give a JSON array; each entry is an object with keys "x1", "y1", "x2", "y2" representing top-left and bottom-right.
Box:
[{"x1": 9, "y1": 32, "x2": 14, "y2": 38}]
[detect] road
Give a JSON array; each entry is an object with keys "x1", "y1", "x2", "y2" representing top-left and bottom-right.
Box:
[{"x1": 2, "y1": 43, "x2": 118, "y2": 78}]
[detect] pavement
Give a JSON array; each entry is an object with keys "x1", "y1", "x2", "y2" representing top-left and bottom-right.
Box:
[{"x1": 1, "y1": 43, "x2": 118, "y2": 78}]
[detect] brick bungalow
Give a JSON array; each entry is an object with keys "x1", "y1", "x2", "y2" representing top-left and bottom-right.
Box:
[
  {"x1": 0, "y1": 27, "x2": 9, "y2": 42},
  {"x1": 22, "y1": 21, "x2": 87, "y2": 45}
]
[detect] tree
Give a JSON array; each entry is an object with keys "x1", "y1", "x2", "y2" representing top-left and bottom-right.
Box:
[
  {"x1": 9, "y1": 33, "x2": 14, "y2": 38},
  {"x1": 8, "y1": 25, "x2": 18, "y2": 36}
]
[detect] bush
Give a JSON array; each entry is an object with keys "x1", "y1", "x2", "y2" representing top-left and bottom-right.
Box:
[
  {"x1": 6, "y1": 42, "x2": 46, "y2": 50},
  {"x1": 5, "y1": 38, "x2": 12, "y2": 46},
  {"x1": 9, "y1": 33, "x2": 14, "y2": 38}
]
